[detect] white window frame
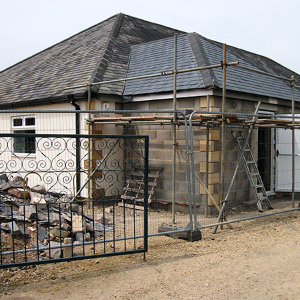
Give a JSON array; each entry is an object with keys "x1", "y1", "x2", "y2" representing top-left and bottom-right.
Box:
[{"x1": 12, "y1": 115, "x2": 36, "y2": 155}]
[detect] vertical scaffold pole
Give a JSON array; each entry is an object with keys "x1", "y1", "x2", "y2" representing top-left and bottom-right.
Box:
[
  {"x1": 220, "y1": 44, "x2": 227, "y2": 229},
  {"x1": 291, "y1": 75, "x2": 295, "y2": 208},
  {"x1": 172, "y1": 34, "x2": 177, "y2": 224},
  {"x1": 205, "y1": 94, "x2": 210, "y2": 217},
  {"x1": 87, "y1": 83, "x2": 92, "y2": 209}
]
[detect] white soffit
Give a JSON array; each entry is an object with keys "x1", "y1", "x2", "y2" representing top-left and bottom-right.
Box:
[{"x1": 128, "y1": 89, "x2": 213, "y2": 102}]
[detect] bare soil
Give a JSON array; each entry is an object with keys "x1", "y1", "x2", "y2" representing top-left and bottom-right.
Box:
[{"x1": 1, "y1": 204, "x2": 300, "y2": 300}]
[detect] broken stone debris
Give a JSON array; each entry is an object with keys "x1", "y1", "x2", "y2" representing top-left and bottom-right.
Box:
[
  {"x1": 0, "y1": 173, "x2": 113, "y2": 260},
  {"x1": 7, "y1": 221, "x2": 21, "y2": 235}
]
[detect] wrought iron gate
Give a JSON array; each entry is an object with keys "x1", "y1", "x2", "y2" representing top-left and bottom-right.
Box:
[{"x1": 0, "y1": 133, "x2": 148, "y2": 269}]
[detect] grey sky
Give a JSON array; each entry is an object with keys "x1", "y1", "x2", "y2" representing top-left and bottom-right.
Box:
[{"x1": 1, "y1": 0, "x2": 299, "y2": 75}]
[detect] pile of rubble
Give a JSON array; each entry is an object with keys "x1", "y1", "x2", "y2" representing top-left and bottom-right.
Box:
[{"x1": 0, "y1": 174, "x2": 113, "y2": 261}]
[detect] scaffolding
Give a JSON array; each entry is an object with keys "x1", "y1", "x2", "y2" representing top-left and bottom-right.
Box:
[{"x1": 4, "y1": 35, "x2": 300, "y2": 235}]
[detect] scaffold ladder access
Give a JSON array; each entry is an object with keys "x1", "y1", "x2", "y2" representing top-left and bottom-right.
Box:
[{"x1": 232, "y1": 131, "x2": 273, "y2": 212}]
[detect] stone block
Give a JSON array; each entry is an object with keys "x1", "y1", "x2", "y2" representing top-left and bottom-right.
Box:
[
  {"x1": 0, "y1": 174, "x2": 8, "y2": 184},
  {"x1": 209, "y1": 107, "x2": 221, "y2": 112},
  {"x1": 72, "y1": 215, "x2": 86, "y2": 233},
  {"x1": 50, "y1": 227, "x2": 69, "y2": 238},
  {"x1": 50, "y1": 213, "x2": 61, "y2": 225},
  {"x1": 76, "y1": 232, "x2": 85, "y2": 243},
  {"x1": 200, "y1": 184, "x2": 214, "y2": 195},
  {"x1": 63, "y1": 237, "x2": 73, "y2": 258},
  {"x1": 156, "y1": 150, "x2": 172, "y2": 161},
  {"x1": 0, "y1": 176, "x2": 25, "y2": 191},
  {"x1": 19, "y1": 205, "x2": 36, "y2": 219},
  {"x1": 7, "y1": 221, "x2": 20, "y2": 235},
  {"x1": 178, "y1": 97, "x2": 195, "y2": 108},
  {"x1": 200, "y1": 161, "x2": 213, "y2": 173},
  {"x1": 105, "y1": 207, "x2": 113, "y2": 214},
  {"x1": 193, "y1": 151, "x2": 206, "y2": 161},
  {"x1": 208, "y1": 173, "x2": 220, "y2": 184},
  {"x1": 155, "y1": 130, "x2": 171, "y2": 140},
  {"x1": 207, "y1": 194, "x2": 220, "y2": 206},
  {"x1": 200, "y1": 97, "x2": 209, "y2": 108},
  {"x1": 176, "y1": 130, "x2": 187, "y2": 141},
  {"x1": 209, "y1": 130, "x2": 220, "y2": 140},
  {"x1": 31, "y1": 184, "x2": 46, "y2": 194},
  {"x1": 19, "y1": 227, "x2": 30, "y2": 238},
  {"x1": 37, "y1": 226, "x2": 48, "y2": 242},
  {"x1": 8, "y1": 188, "x2": 30, "y2": 199},
  {"x1": 47, "y1": 241, "x2": 62, "y2": 259},
  {"x1": 199, "y1": 140, "x2": 213, "y2": 151},
  {"x1": 30, "y1": 192, "x2": 44, "y2": 205},
  {"x1": 97, "y1": 214, "x2": 111, "y2": 224},
  {"x1": 200, "y1": 161, "x2": 221, "y2": 174},
  {"x1": 226, "y1": 151, "x2": 237, "y2": 161},
  {"x1": 61, "y1": 221, "x2": 70, "y2": 231},
  {"x1": 76, "y1": 232, "x2": 91, "y2": 243},
  {"x1": 209, "y1": 151, "x2": 220, "y2": 162},
  {"x1": 66, "y1": 203, "x2": 79, "y2": 212}
]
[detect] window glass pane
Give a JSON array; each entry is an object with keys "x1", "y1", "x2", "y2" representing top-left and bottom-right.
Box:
[
  {"x1": 25, "y1": 117, "x2": 35, "y2": 126},
  {"x1": 13, "y1": 118, "x2": 22, "y2": 127},
  {"x1": 13, "y1": 130, "x2": 36, "y2": 153}
]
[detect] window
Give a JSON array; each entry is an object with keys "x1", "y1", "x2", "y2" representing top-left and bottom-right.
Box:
[{"x1": 12, "y1": 116, "x2": 36, "y2": 154}]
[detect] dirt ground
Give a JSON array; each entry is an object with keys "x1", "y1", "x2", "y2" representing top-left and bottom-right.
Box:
[{"x1": 1, "y1": 204, "x2": 300, "y2": 300}]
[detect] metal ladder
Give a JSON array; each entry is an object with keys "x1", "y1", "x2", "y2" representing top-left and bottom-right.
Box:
[
  {"x1": 232, "y1": 131, "x2": 273, "y2": 212},
  {"x1": 121, "y1": 167, "x2": 161, "y2": 205}
]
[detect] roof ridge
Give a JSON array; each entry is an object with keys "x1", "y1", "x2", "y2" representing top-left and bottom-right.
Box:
[
  {"x1": 89, "y1": 13, "x2": 124, "y2": 89},
  {"x1": 0, "y1": 14, "x2": 120, "y2": 74},
  {"x1": 130, "y1": 32, "x2": 187, "y2": 50},
  {"x1": 194, "y1": 34, "x2": 261, "y2": 68},
  {"x1": 196, "y1": 34, "x2": 300, "y2": 80},
  {"x1": 124, "y1": 13, "x2": 186, "y2": 34},
  {"x1": 188, "y1": 33, "x2": 219, "y2": 88}
]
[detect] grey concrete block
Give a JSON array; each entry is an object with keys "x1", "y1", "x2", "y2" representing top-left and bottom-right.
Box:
[{"x1": 7, "y1": 221, "x2": 20, "y2": 235}]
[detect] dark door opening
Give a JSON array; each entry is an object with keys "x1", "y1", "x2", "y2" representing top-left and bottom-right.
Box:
[{"x1": 258, "y1": 128, "x2": 272, "y2": 191}]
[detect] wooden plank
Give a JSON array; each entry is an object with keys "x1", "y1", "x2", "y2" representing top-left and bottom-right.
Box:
[
  {"x1": 118, "y1": 202, "x2": 144, "y2": 210},
  {"x1": 122, "y1": 187, "x2": 154, "y2": 194}
]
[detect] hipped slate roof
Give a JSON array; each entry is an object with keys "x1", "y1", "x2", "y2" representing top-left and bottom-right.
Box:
[
  {"x1": 0, "y1": 13, "x2": 183, "y2": 108},
  {"x1": 124, "y1": 33, "x2": 300, "y2": 101},
  {"x1": 0, "y1": 13, "x2": 299, "y2": 108}
]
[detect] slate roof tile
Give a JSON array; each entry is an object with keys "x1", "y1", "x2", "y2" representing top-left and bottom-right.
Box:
[
  {"x1": 123, "y1": 32, "x2": 300, "y2": 101},
  {"x1": 0, "y1": 13, "x2": 299, "y2": 107},
  {"x1": 0, "y1": 13, "x2": 183, "y2": 107}
]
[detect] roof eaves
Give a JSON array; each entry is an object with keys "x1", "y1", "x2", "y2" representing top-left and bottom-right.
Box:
[
  {"x1": 188, "y1": 33, "x2": 219, "y2": 88},
  {"x1": 0, "y1": 93, "x2": 87, "y2": 109}
]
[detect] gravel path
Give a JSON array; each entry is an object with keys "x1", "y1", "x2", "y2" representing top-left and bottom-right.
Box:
[{"x1": 1, "y1": 208, "x2": 300, "y2": 300}]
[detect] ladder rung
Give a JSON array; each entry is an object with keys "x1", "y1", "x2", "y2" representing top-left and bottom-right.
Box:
[
  {"x1": 250, "y1": 173, "x2": 259, "y2": 176},
  {"x1": 246, "y1": 161, "x2": 255, "y2": 164},
  {"x1": 148, "y1": 174, "x2": 160, "y2": 178},
  {"x1": 125, "y1": 180, "x2": 157, "y2": 187},
  {"x1": 121, "y1": 195, "x2": 143, "y2": 200},
  {"x1": 123, "y1": 187, "x2": 154, "y2": 195},
  {"x1": 254, "y1": 184, "x2": 263, "y2": 188}
]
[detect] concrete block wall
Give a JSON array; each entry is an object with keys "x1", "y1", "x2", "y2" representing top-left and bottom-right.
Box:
[{"x1": 123, "y1": 96, "x2": 259, "y2": 213}]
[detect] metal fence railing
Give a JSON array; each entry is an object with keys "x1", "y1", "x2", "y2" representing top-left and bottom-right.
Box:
[
  {"x1": 0, "y1": 134, "x2": 149, "y2": 268},
  {"x1": 1, "y1": 109, "x2": 300, "y2": 268}
]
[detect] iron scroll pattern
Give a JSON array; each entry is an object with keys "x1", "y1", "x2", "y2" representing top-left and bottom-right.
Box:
[
  {"x1": 0, "y1": 134, "x2": 148, "y2": 201},
  {"x1": 0, "y1": 134, "x2": 149, "y2": 268}
]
